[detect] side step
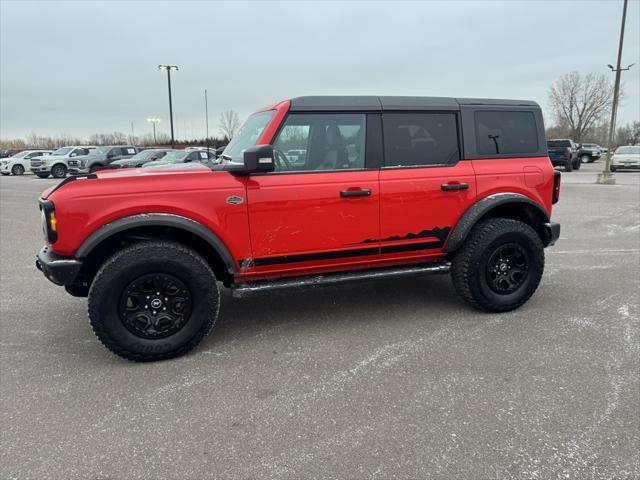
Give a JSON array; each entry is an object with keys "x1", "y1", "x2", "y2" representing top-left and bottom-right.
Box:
[{"x1": 231, "y1": 263, "x2": 450, "y2": 298}]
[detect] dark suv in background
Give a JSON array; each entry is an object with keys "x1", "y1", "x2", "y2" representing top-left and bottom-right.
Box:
[
  {"x1": 547, "y1": 139, "x2": 579, "y2": 171},
  {"x1": 577, "y1": 143, "x2": 602, "y2": 164},
  {"x1": 68, "y1": 146, "x2": 140, "y2": 174}
]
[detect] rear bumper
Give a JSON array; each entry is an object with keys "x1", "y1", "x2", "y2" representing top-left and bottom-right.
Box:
[
  {"x1": 36, "y1": 246, "x2": 82, "y2": 286},
  {"x1": 545, "y1": 222, "x2": 561, "y2": 247}
]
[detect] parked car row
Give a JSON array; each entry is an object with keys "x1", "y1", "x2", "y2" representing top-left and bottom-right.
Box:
[{"x1": 0, "y1": 145, "x2": 222, "y2": 178}]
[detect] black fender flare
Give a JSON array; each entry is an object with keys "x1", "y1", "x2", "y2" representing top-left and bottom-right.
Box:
[
  {"x1": 444, "y1": 193, "x2": 550, "y2": 253},
  {"x1": 75, "y1": 213, "x2": 237, "y2": 274}
]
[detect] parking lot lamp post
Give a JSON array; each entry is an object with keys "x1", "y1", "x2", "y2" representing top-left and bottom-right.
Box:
[
  {"x1": 146, "y1": 117, "x2": 160, "y2": 144},
  {"x1": 158, "y1": 65, "x2": 178, "y2": 148},
  {"x1": 598, "y1": 0, "x2": 631, "y2": 185}
]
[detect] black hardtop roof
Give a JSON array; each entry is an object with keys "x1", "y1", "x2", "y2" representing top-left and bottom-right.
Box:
[{"x1": 289, "y1": 95, "x2": 539, "y2": 111}]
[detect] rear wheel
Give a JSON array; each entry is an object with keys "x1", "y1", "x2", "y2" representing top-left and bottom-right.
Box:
[
  {"x1": 565, "y1": 160, "x2": 573, "y2": 172},
  {"x1": 11, "y1": 164, "x2": 25, "y2": 175},
  {"x1": 51, "y1": 164, "x2": 67, "y2": 178},
  {"x1": 451, "y1": 218, "x2": 544, "y2": 312},
  {"x1": 88, "y1": 241, "x2": 219, "y2": 361},
  {"x1": 573, "y1": 158, "x2": 581, "y2": 170}
]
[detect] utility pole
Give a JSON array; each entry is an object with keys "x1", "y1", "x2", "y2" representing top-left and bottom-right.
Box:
[
  {"x1": 205, "y1": 89, "x2": 210, "y2": 156},
  {"x1": 597, "y1": 0, "x2": 632, "y2": 185},
  {"x1": 158, "y1": 65, "x2": 178, "y2": 148}
]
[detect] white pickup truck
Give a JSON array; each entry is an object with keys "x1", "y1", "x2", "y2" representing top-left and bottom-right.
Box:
[{"x1": 30, "y1": 146, "x2": 98, "y2": 178}]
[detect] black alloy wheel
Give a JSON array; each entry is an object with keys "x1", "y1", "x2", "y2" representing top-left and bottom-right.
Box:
[{"x1": 119, "y1": 273, "x2": 192, "y2": 339}]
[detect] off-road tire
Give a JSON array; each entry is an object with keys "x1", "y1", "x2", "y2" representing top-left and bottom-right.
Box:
[
  {"x1": 36, "y1": 173, "x2": 49, "y2": 178},
  {"x1": 564, "y1": 160, "x2": 573, "y2": 172},
  {"x1": 51, "y1": 164, "x2": 67, "y2": 178},
  {"x1": 451, "y1": 218, "x2": 544, "y2": 313},
  {"x1": 88, "y1": 241, "x2": 220, "y2": 361},
  {"x1": 11, "y1": 164, "x2": 25, "y2": 175}
]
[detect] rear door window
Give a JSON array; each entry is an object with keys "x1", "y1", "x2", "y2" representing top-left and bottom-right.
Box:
[
  {"x1": 382, "y1": 113, "x2": 459, "y2": 167},
  {"x1": 475, "y1": 111, "x2": 538, "y2": 155}
]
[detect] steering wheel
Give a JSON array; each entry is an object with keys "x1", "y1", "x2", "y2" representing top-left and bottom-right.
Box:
[{"x1": 273, "y1": 149, "x2": 293, "y2": 171}]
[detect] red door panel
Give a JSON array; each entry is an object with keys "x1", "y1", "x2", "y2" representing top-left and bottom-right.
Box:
[
  {"x1": 379, "y1": 161, "x2": 477, "y2": 259},
  {"x1": 244, "y1": 171, "x2": 380, "y2": 274}
]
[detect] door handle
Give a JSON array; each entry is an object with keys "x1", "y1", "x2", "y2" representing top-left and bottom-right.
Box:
[
  {"x1": 340, "y1": 189, "x2": 371, "y2": 198},
  {"x1": 441, "y1": 183, "x2": 469, "y2": 191}
]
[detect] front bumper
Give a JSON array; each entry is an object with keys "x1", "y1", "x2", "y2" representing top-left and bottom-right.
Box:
[
  {"x1": 36, "y1": 246, "x2": 82, "y2": 286},
  {"x1": 31, "y1": 166, "x2": 51, "y2": 173},
  {"x1": 68, "y1": 168, "x2": 89, "y2": 174},
  {"x1": 545, "y1": 222, "x2": 561, "y2": 247}
]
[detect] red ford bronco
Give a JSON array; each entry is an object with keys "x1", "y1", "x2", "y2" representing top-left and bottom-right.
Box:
[{"x1": 36, "y1": 96, "x2": 561, "y2": 361}]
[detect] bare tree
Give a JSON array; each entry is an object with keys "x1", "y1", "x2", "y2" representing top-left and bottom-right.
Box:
[
  {"x1": 548, "y1": 72, "x2": 615, "y2": 142},
  {"x1": 218, "y1": 110, "x2": 241, "y2": 140}
]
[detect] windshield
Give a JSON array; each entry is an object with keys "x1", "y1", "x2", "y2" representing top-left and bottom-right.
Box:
[
  {"x1": 616, "y1": 146, "x2": 640, "y2": 154},
  {"x1": 131, "y1": 149, "x2": 166, "y2": 160},
  {"x1": 51, "y1": 147, "x2": 73, "y2": 156},
  {"x1": 157, "y1": 150, "x2": 189, "y2": 163},
  {"x1": 89, "y1": 147, "x2": 110, "y2": 155},
  {"x1": 222, "y1": 110, "x2": 275, "y2": 162}
]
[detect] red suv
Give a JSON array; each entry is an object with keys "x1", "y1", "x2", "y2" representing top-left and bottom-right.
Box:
[{"x1": 36, "y1": 96, "x2": 561, "y2": 361}]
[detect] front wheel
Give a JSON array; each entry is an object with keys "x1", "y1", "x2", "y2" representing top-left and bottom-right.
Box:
[
  {"x1": 451, "y1": 218, "x2": 544, "y2": 312},
  {"x1": 51, "y1": 164, "x2": 67, "y2": 178},
  {"x1": 581, "y1": 155, "x2": 590, "y2": 164},
  {"x1": 88, "y1": 241, "x2": 220, "y2": 361}
]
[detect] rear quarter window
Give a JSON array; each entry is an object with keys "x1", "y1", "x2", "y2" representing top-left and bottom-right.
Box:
[{"x1": 475, "y1": 111, "x2": 538, "y2": 155}]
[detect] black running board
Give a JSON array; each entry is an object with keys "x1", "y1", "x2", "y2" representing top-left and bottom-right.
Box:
[{"x1": 231, "y1": 263, "x2": 450, "y2": 298}]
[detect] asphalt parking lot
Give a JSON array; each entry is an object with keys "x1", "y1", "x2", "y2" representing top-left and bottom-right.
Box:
[{"x1": 1, "y1": 162, "x2": 639, "y2": 480}]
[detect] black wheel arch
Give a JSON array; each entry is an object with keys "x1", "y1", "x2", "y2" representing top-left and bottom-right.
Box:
[
  {"x1": 444, "y1": 193, "x2": 552, "y2": 253},
  {"x1": 75, "y1": 214, "x2": 237, "y2": 287}
]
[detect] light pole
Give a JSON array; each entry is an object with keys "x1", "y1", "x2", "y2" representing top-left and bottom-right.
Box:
[
  {"x1": 597, "y1": 0, "x2": 633, "y2": 185},
  {"x1": 158, "y1": 64, "x2": 178, "y2": 148},
  {"x1": 146, "y1": 117, "x2": 160, "y2": 144}
]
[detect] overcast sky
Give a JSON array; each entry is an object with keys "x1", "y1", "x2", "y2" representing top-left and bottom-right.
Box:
[{"x1": 1, "y1": 0, "x2": 639, "y2": 140}]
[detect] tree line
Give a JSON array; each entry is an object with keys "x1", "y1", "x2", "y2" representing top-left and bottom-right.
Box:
[
  {"x1": 0, "y1": 110, "x2": 242, "y2": 149},
  {"x1": 2, "y1": 84, "x2": 639, "y2": 149}
]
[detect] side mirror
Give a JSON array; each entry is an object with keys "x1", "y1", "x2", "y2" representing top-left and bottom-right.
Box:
[{"x1": 243, "y1": 144, "x2": 274, "y2": 173}]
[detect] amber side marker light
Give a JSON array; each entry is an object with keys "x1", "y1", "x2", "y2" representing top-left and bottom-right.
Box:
[{"x1": 49, "y1": 212, "x2": 58, "y2": 232}]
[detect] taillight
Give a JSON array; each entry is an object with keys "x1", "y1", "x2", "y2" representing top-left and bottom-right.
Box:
[
  {"x1": 552, "y1": 170, "x2": 561, "y2": 204},
  {"x1": 564, "y1": 147, "x2": 571, "y2": 157}
]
